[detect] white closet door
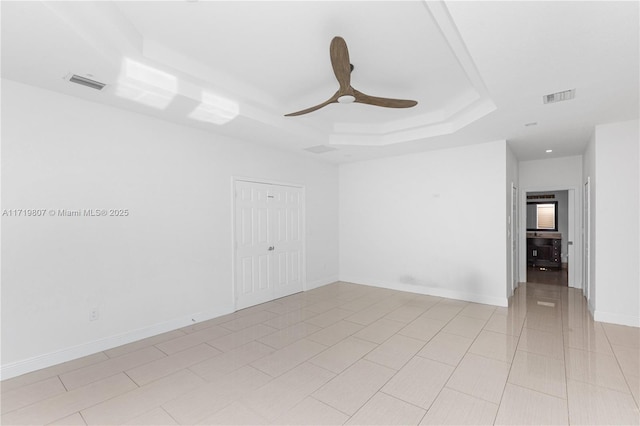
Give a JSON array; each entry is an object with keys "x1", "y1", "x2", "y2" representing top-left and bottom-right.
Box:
[
  {"x1": 271, "y1": 185, "x2": 303, "y2": 299},
  {"x1": 234, "y1": 180, "x2": 303, "y2": 309},
  {"x1": 235, "y1": 181, "x2": 274, "y2": 309}
]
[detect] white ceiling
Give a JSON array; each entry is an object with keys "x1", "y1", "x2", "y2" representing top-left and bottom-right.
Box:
[{"x1": 2, "y1": 1, "x2": 638, "y2": 163}]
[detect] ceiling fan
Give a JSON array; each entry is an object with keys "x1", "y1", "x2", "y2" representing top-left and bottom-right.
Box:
[{"x1": 285, "y1": 36, "x2": 418, "y2": 116}]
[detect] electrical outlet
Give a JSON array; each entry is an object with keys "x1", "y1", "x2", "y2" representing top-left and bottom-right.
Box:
[{"x1": 89, "y1": 307, "x2": 99, "y2": 321}]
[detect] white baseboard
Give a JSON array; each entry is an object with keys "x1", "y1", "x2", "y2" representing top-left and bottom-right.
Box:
[
  {"x1": 306, "y1": 275, "x2": 339, "y2": 291},
  {"x1": 0, "y1": 307, "x2": 233, "y2": 381},
  {"x1": 594, "y1": 310, "x2": 640, "y2": 327},
  {"x1": 339, "y1": 276, "x2": 508, "y2": 307},
  {"x1": 1, "y1": 275, "x2": 509, "y2": 380}
]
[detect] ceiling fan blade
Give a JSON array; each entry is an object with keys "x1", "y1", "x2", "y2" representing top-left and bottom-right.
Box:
[
  {"x1": 353, "y1": 89, "x2": 418, "y2": 108},
  {"x1": 284, "y1": 92, "x2": 340, "y2": 116},
  {"x1": 330, "y1": 36, "x2": 351, "y2": 92}
]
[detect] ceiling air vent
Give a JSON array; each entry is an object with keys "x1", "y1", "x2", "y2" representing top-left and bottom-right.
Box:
[
  {"x1": 304, "y1": 145, "x2": 338, "y2": 154},
  {"x1": 543, "y1": 89, "x2": 575, "y2": 104},
  {"x1": 68, "y1": 74, "x2": 106, "y2": 91}
]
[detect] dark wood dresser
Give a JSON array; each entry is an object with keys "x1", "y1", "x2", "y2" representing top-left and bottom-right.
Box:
[{"x1": 527, "y1": 232, "x2": 561, "y2": 268}]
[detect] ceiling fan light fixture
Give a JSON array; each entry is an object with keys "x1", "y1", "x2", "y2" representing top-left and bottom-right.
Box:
[
  {"x1": 337, "y1": 95, "x2": 356, "y2": 104},
  {"x1": 284, "y1": 37, "x2": 417, "y2": 116}
]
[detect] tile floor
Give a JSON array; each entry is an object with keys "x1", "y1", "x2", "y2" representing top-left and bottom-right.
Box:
[
  {"x1": 1, "y1": 282, "x2": 639, "y2": 425},
  {"x1": 526, "y1": 266, "x2": 568, "y2": 286}
]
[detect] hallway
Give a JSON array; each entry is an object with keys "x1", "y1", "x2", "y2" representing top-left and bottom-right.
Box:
[{"x1": 526, "y1": 266, "x2": 568, "y2": 286}]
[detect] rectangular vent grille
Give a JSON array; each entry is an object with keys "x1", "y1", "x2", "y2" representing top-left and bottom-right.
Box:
[
  {"x1": 543, "y1": 89, "x2": 575, "y2": 104},
  {"x1": 69, "y1": 75, "x2": 106, "y2": 91}
]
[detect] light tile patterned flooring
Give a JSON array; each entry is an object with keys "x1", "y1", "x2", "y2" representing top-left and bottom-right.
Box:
[{"x1": 2, "y1": 282, "x2": 639, "y2": 425}]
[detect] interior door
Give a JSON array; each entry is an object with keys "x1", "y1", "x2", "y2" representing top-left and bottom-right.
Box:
[
  {"x1": 235, "y1": 181, "x2": 274, "y2": 309},
  {"x1": 234, "y1": 180, "x2": 303, "y2": 309},
  {"x1": 270, "y1": 185, "x2": 303, "y2": 299}
]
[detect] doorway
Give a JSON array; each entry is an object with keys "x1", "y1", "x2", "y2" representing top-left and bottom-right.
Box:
[
  {"x1": 233, "y1": 179, "x2": 304, "y2": 310},
  {"x1": 526, "y1": 266, "x2": 568, "y2": 286},
  {"x1": 525, "y1": 190, "x2": 570, "y2": 286}
]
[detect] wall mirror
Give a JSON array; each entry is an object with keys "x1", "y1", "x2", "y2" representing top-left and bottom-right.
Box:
[{"x1": 526, "y1": 201, "x2": 558, "y2": 231}]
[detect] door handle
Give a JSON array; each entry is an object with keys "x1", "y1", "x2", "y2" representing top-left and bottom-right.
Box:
[{"x1": 268, "y1": 246, "x2": 275, "y2": 251}]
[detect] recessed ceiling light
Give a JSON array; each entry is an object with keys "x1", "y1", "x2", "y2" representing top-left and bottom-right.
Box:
[
  {"x1": 524, "y1": 122, "x2": 537, "y2": 127},
  {"x1": 546, "y1": 149, "x2": 553, "y2": 153}
]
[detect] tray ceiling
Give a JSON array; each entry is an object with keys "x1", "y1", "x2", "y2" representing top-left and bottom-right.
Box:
[{"x1": 1, "y1": 1, "x2": 638, "y2": 162}]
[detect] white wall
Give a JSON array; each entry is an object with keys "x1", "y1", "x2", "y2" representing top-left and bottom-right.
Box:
[
  {"x1": 591, "y1": 119, "x2": 639, "y2": 327},
  {"x1": 1, "y1": 79, "x2": 339, "y2": 378},
  {"x1": 339, "y1": 139, "x2": 509, "y2": 306},
  {"x1": 518, "y1": 155, "x2": 583, "y2": 287}
]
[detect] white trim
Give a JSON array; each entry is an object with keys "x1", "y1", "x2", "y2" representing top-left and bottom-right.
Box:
[
  {"x1": 588, "y1": 298, "x2": 596, "y2": 318},
  {"x1": 510, "y1": 182, "x2": 518, "y2": 297},
  {"x1": 306, "y1": 276, "x2": 339, "y2": 291},
  {"x1": 0, "y1": 307, "x2": 232, "y2": 381},
  {"x1": 339, "y1": 276, "x2": 508, "y2": 307},
  {"x1": 300, "y1": 186, "x2": 308, "y2": 293},
  {"x1": 567, "y1": 188, "x2": 577, "y2": 288},
  {"x1": 231, "y1": 177, "x2": 237, "y2": 307},
  {"x1": 232, "y1": 175, "x2": 304, "y2": 189},
  {"x1": 594, "y1": 310, "x2": 640, "y2": 328},
  {"x1": 584, "y1": 178, "x2": 592, "y2": 303}
]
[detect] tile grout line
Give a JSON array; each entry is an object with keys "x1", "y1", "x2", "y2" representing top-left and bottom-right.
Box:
[
  {"x1": 160, "y1": 406, "x2": 180, "y2": 425},
  {"x1": 406, "y1": 301, "x2": 497, "y2": 423},
  {"x1": 600, "y1": 322, "x2": 640, "y2": 411},
  {"x1": 562, "y1": 291, "x2": 572, "y2": 424},
  {"x1": 307, "y1": 297, "x2": 454, "y2": 425},
  {"x1": 0, "y1": 370, "x2": 137, "y2": 420},
  {"x1": 78, "y1": 409, "x2": 88, "y2": 425},
  {"x1": 489, "y1": 284, "x2": 527, "y2": 424},
  {"x1": 57, "y1": 374, "x2": 69, "y2": 393}
]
